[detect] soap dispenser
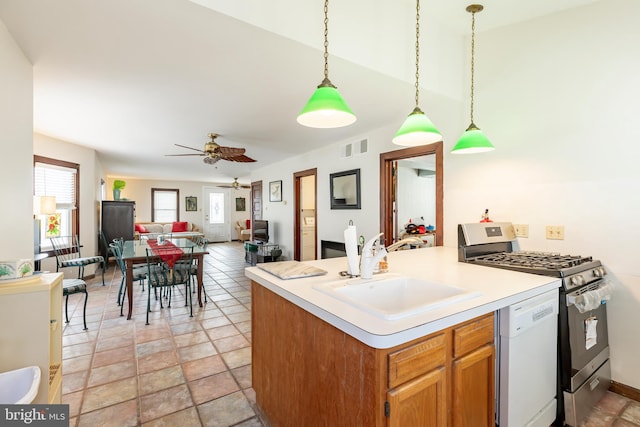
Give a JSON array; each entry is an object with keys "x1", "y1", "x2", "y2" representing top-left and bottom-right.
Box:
[{"x1": 375, "y1": 237, "x2": 388, "y2": 274}]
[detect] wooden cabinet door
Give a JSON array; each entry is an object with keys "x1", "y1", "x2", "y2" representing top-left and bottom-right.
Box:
[
  {"x1": 387, "y1": 366, "x2": 447, "y2": 427},
  {"x1": 452, "y1": 344, "x2": 495, "y2": 427}
]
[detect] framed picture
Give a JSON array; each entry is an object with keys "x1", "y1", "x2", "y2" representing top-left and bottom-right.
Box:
[
  {"x1": 235, "y1": 197, "x2": 246, "y2": 211},
  {"x1": 269, "y1": 180, "x2": 282, "y2": 202},
  {"x1": 185, "y1": 196, "x2": 197, "y2": 211}
]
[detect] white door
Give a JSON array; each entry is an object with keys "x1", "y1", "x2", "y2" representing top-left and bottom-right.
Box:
[{"x1": 203, "y1": 187, "x2": 230, "y2": 242}]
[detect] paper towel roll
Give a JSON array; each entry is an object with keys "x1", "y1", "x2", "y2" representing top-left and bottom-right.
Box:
[{"x1": 344, "y1": 225, "x2": 359, "y2": 276}]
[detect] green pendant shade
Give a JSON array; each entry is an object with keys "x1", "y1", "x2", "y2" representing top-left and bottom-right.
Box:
[
  {"x1": 297, "y1": 78, "x2": 356, "y2": 128},
  {"x1": 451, "y1": 123, "x2": 495, "y2": 154},
  {"x1": 392, "y1": 107, "x2": 442, "y2": 146}
]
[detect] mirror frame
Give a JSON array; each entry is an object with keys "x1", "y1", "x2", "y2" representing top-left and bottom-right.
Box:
[
  {"x1": 379, "y1": 141, "x2": 443, "y2": 246},
  {"x1": 330, "y1": 169, "x2": 361, "y2": 210}
]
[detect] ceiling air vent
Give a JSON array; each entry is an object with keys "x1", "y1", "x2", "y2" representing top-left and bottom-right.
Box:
[{"x1": 340, "y1": 138, "x2": 367, "y2": 158}]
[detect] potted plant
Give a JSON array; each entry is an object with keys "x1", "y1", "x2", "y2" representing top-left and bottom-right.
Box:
[{"x1": 113, "y1": 180, "x2": 126, "y2": 200}]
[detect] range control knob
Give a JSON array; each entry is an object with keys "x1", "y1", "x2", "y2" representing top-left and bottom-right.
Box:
[
  {"x1": 598, "y1": 266, "x2": 607, "y2": 277},
  {"x1": 593, "y1": 268, "x2": 602, "y2": 278},
  {"x1": 570, "y1": 275, "x2": 584, "y2": 287}
]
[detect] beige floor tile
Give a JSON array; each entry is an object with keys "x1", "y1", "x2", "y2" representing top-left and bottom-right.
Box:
[
  {"x1": 213, "y1": 334, "x2": 249, "y2": 353},
  {"x1": 198, "y1": 391, "x2": 255, "y2": 427},
  {"x1": 77, "y1": 399, "x2": 138, "y2": 427},
  {"x1": 142, "y1": 407, "x2": 202, "y2": 427},
  {"x1": 87, "y1": 359, "x2": 136, "y2": 387},
  {"x1": 139, "y1": 383, "x2": 193, "y2": 423},
  {"x1": 139, "y1": 365, "x2": 185, "y2": 396},
  {"x1": 182, "y1": 355, "x2": 227, "y2": 382},
  {"x1": 137, "y1": 349, "x2": 179, "y2": 375},
  {"x1": 189, "y1": 371, "x2": 239, "y2": 405},
  {"x1": 173, "y1": 330, "x2": 210, "y2": 348},
  {"x1": 177, "y1": 341, "x2": 217, "y2": 363},
  {"x1": 81, "y1": 377, "x2": 138, "y2": 413}
]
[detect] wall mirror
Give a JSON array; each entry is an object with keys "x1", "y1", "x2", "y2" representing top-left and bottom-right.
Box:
[{"x1": 330, "y1": 169, "x2": 361, "y2": 209}]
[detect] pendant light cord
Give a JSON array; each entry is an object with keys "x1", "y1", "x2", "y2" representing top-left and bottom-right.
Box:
[
  {"x1": 414, "y1": 0, "x2": 421, "y2": 108},
  {"x1": 323, "y1": 0, "x2": 329, "y2": 80},
  {"x1": 470, "y1": 8, "x2": 476, "y2": 124}
]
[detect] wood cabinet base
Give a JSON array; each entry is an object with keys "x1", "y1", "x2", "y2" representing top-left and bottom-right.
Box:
[{"x1": 251, "y1": 282, "x2": 495, "y2": 427}]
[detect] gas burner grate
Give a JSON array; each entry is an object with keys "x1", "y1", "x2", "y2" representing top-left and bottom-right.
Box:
[{"x1": 473, "y1": 251, "x2": 593, "y2": 271}]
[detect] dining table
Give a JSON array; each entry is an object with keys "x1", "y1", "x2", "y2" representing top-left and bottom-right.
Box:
[{"x1": 121, "y1": 238, "x2": 209, "y2": 320}]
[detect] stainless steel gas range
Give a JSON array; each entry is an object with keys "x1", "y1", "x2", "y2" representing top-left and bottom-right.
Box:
[{"x1": 458, "y1": 222, "x2": 612, "y2": 427}]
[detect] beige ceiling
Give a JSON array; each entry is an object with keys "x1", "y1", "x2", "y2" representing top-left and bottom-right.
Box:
[{"x1": 0, "y1": 0, "x2": 598, "y2": 185}]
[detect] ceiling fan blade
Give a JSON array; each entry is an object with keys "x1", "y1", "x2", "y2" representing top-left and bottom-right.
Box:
[
  {"x1": 224, "y1": 154, "x2": 256, "y2": 163},
  {"x1": 203, "y1": 156, "x2": 221, "y2": 165},
  {"x1": 217, "y1": 146, "x2": 246, "y2": 157},
  {"x1": 165, "y1": 153, "x2": 205, "y2": 157},
  {"x1": 174, "y1": 144, "x2": 206, "y2": 153}
]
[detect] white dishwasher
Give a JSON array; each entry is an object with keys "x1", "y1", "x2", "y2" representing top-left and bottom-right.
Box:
[{"x1": 498, "y1": 288, "x2": 559, "y2": 427}]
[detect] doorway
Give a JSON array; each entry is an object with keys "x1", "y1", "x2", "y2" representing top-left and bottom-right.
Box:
[
  {"x1": 380, "y1": 142, "x2": 443, "y2": 246},
  {"x1": 293, "y1": 168, "x2": 317, "y2": 261},
  {"x1": 203, "y1": 186, "x2": 231, "y2": 242}
]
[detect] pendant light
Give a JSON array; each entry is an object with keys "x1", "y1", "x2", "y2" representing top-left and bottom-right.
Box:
[
  {"x1": 297, "y1": 0, "x2": 356, "y2": 128},
  {"x1": 393, "y1": 0, "x2": 442, "y2": 147},
  {"x1": 451, "y1": 4, "x2": 495, "y2": 154}
]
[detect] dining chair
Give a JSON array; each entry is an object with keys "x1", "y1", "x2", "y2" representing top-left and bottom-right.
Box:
[
  {"x1": 99, "y1": 230, "x2": 116, "y2": 273},
  {"x1": 62, "y1": 278, "x2": 88, "y2": 330},
  {"x1": 110, "y1": 242, "x2": 147, "y2": 316},
  {"x1": 145, "y1": 245, "x2": 194, "y2": 325},
  {"x1": 50, "y1": 235, "x2": 105, "y2": 285}
]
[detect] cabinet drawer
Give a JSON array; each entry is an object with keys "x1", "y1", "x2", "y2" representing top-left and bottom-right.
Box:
[
  {"x1": 453, "y1": 313, "x2": 494, "y2": 358},
  {"x1": 388, "y1": 333, "x2": 446, "y2": 388}
]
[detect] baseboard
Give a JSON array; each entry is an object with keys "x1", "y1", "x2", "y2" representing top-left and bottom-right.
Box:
[{"x1": 610, "y1": 381, "x2": 640, "y2": 402}]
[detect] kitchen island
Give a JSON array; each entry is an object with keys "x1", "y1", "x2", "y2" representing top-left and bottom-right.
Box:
[{"x1": 246, "y1": 247, "x2": 560, "y2": 427}]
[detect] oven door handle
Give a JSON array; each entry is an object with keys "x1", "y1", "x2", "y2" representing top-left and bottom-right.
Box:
[{"x1": 566, "y1": 279, "x2": 613, "y2": 312}]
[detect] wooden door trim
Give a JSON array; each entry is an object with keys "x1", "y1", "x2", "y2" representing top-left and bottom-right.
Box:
[
  {"x1": 379, "y1": 142, "x2": 443, "y2": 246},
  {"x1": 293, "y1": 168, "x2": 317, "y2": 261}
]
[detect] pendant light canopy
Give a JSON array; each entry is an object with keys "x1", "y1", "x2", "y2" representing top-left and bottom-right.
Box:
[
  {"x1": 393, "y1": 0, "x2": 441, "y2": 147},
  {"x1": 297, "y1": 0, "x2": 356, "y2": 128},
  {"x1": 452, "y1": 4, "x2": 495, "y2": 154}
]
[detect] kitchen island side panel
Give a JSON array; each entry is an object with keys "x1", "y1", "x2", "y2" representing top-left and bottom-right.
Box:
[{"x1": 251, "y1": 281, "x2": 384, "y2": 427}]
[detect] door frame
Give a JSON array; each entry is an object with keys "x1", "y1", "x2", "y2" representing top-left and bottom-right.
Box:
[
  {"x1": 293, "y1": 168, "x2": 317, "y2": 261},
  {"x1": 380, "y1": 142, "x2": 443, "y2": 246}
]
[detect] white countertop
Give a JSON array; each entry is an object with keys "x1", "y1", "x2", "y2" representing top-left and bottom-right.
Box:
[{"x1": 245, "y1": 247, "x2": 561, "y2": 349}]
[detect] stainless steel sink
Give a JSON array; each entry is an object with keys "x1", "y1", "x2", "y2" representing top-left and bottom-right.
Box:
[{"x1": 313, "y1": 274, "x2": 481, "y2": 320}]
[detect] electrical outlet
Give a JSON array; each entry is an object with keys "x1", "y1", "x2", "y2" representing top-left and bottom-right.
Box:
[
  {"x1": 514, "y1": 224, "x2": 529, "y2": 238},
  {"x1": 546, "y1": 225, "x2": 565, "y2": 240}
]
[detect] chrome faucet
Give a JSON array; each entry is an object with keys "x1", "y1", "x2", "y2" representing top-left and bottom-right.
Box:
[{"x1": 359, "y1": 233, "x2": 388, "y2": 279}]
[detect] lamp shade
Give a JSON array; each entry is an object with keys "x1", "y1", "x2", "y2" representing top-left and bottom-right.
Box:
[
  {"x1": 451, "y1": 123, "x2": 495, "y2": 154},
  {"x1": 392, "y1": 107, "x2": 442, "y2": 146},
  {"x1": 33, "y1": 195, "x2": 57, "y2": 215},
  {"x1": 297, "y1": 78, "x2": 356, "y2": 128}
]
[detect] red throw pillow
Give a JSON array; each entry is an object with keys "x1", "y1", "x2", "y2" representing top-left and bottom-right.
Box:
[
  {"x1": 172, "y1": 221, "x2": 188, "y2": 232},
  {"x1": 135, "y1": 223, "x2": 149, "y2": 233},
  {"x1": 246, "y1": 219, "x2": 251, "y2": 229}
]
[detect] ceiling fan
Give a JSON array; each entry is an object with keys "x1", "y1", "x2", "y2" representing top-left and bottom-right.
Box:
[
  {"x1": 166, "y1": 133, "x2": 256, "y2": 165},
  {"x1": 218, "y1": 178, "x2": 250, "y2": 190}
]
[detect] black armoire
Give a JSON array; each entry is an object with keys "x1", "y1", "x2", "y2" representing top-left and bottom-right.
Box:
[{"x1": 101, "y1": 200, "x2": 136, "y2": 258}]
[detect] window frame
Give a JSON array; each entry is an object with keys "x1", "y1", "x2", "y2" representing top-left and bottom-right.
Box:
[
  {"x1": 151, "y1": 188, "x2": 180, "y2": 222},
  {"x1": 33, "y1": 155, "x2": 80, "y2": 255}
]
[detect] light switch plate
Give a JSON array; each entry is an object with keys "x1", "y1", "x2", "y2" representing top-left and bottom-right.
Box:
[
  {"x1": 514, "y1": 224, "x2": 529, "y2": 238},
  {"x1": 546, "y1": 225, "x2": 565, "y2": 240}
]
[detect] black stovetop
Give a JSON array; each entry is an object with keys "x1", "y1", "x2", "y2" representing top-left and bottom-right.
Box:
[{"x1": 466, "y1": 251, "x2": 601, "y2": 278}]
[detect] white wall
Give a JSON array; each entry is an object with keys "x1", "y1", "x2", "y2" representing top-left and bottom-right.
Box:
[
  {"x1": 443, "y1": 0, "x2": 640, "y2": 389},
  {"x1": 0, "y1": 20, "x2": 33, "y2": 260}
]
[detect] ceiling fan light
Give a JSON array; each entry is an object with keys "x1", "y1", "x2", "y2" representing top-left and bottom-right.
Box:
[
  {"x1": 451, "y1": 123, "x2": 495, "y2": 154},
  {"x1": 392, "y1": 107, "x2": 442, "y2": 146},
  {"x1": 297, "y1": 79, "x2": 356, "y2": 128}
]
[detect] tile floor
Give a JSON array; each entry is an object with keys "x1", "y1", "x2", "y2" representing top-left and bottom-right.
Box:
[{"x1": 60, "y1": 241, "x2": 638, "y2": 427}]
